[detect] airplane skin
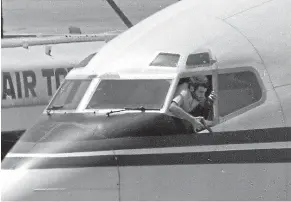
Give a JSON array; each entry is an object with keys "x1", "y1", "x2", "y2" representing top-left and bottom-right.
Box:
[
  {"x1": 1, "y1": 39, "x2": 105, "y2": 155},
  {"x1": 2, "y1": 0, "x2": 291, "y2": 200}
]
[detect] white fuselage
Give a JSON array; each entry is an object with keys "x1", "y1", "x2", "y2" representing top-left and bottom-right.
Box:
[{"x1": 2, "y1": 0, "x2": 291, "y2": 201}]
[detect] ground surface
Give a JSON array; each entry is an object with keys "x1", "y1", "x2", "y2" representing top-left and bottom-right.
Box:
[{"x1": 2, "y1": 0, "x2": 176, "y2": 35}]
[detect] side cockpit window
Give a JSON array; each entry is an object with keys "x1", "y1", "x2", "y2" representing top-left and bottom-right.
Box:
[
  {"x1": 218, "y1": 71, "x2": 263, "y2": 117},
  {"x1": 170, "y1": 69, "x2": 263, "y2": 132}
]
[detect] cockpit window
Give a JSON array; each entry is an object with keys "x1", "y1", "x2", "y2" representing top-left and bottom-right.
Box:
[
  {"x1": 150, "y1": 53, "x2": 180, "y2": 67},
  {"x1": 218, "y1": 71, "x2": 262, "y2": 117},
  {"x1": 47, "y1": 79, "x2": 91, "y2": 110},
  {"x1": 86, "y1": 79, "x2": 172, "y2": 110}
]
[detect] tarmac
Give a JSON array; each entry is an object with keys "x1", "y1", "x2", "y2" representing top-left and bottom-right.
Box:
[{"x1": 2, "y1": 0, "x2": 176, "y2": 35}]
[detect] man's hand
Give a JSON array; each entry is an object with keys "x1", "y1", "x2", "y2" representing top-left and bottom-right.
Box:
[
  {"x1": 191, "y1": 116, "x2": 205, "y2": 132},
  {"x1": 208, "y1": 91, "x2": 217, "y2": 103},
  {"x1": 204, "y1": 120, "x2": 214, "y2": 127}
]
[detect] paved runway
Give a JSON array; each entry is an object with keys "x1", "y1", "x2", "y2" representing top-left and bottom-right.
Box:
[{"x1": 2, "y1": 0, "x2": 176, "y2": 35}]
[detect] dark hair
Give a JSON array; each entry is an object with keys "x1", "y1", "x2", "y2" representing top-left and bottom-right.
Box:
[
  {"x1": 189, "y1": 75, "x2": 209, "y2": 92},
  {"x1": 178, "y1": 78, "x2": 191, "y2": 85},
  {"x1": 178, "y1": 76, "x2": 210, "y2": 92}
]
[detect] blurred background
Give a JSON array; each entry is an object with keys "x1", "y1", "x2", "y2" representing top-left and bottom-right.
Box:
[{"x1": 2, "y1": 0, "x2": 176, "y2": 35}]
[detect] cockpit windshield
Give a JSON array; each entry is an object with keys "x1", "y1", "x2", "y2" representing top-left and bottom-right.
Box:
[
  {"x1": 86, "y1": 79, "x2": 172, "y2": 110},
  {"x1": 47, "y1": 79, "x2": 91, "y2": 111}
]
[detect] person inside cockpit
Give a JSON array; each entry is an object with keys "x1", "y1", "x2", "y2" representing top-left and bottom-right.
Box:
[{"x1": 169, "y1": 75, "x2": 216, "y2": 132}]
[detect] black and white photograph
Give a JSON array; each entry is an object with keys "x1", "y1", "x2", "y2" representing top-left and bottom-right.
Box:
[{"x1": 1, "y1": 0, "x2": 291, "y2": 201}]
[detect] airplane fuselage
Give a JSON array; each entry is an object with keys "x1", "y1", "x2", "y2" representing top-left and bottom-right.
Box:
[{"x1": 2, "y1": 0, "x2": 291, "y2": 200}]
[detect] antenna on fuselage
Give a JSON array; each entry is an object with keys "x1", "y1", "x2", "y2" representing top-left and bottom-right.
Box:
[
  {"x1": 105, "y1": 0, "x2": 133, "y2": 28},
  {"x1": 1, "y1": 0, "x2": 3, "y2": 38}
]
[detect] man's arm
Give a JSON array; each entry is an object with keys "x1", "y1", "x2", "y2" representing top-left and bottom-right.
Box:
[
  {"x1": 169, "y1": 102, "x2": 204, "y2": 132},
  {"x1": 169, "y1": 102, "x2": 195, "y2": 122}
]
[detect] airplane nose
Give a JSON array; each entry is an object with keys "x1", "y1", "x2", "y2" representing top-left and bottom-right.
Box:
[{"x1": 2, "y1": 165, "x2": 120, "y2": 201}]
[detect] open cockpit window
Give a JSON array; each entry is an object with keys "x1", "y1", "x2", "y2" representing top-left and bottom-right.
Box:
[
  {"x1": 150, "y1": 53, "x2": 180, "y2": 67},
  {"x1": 47, "y1": 79, "x2": 91, "y2": 111},
  {"x1": 173, "y1": 75, "x2": 214, "y2": 121},
  {"x1": 170, "y1": 69, "x2": 264, "y2": 133},
  {"x1": 172, "y1": 70, "x2": 263, "y2": 122},
  {"x1": 86, "y1": 79, "x2": 172, "y2": 110}
]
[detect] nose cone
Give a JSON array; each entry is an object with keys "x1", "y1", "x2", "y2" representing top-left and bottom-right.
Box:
[
  {"x1": 1, "y1": 112, "x2": 186, "y2": 201},
  {"x1": 2, "y1": 161, "x2": 120, "y2": 201}
]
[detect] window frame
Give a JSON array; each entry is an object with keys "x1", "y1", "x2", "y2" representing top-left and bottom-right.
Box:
[
  {"x1": 165, "y1": 69, "x2": 219, "y2": 124},
  {"x1": 216, "y1": 66, "x2": 266, "y2": 123},
  {"x1": 165, "y1": 66, "x2": 266, "y2": 128},
  {"x1": 82, "y1": 77, "x2": 174, "y2": 113},
  {"x1": 149, "y1": 52, "x2": 181, "y2": 67},
  {"x1": 43, "y1": 78, "x2": 95, "y2": 114}
]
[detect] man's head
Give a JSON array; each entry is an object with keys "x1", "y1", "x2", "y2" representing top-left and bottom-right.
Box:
[{"x1": 189, "y1": 75, "x2": 209, "y2": 103}]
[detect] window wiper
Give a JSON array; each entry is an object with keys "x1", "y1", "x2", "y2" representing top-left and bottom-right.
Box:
[
  {"x1": 106, "y1": 106, "x2": 159, "y2": 117},
  {"x1": 46, "y1": 105, "x2": 64, "y2": 115}
]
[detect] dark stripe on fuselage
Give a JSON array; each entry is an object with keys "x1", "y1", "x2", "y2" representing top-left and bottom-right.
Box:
[
  {"x1": 3, "y1": 127, "x2": 291, "y2": 169},
  {"x1": 2, "y1": 148, "x2": 291, "y2": 169},
  {"x1": 10, "y1": 127, "x2": 291, "y2": 154}
]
